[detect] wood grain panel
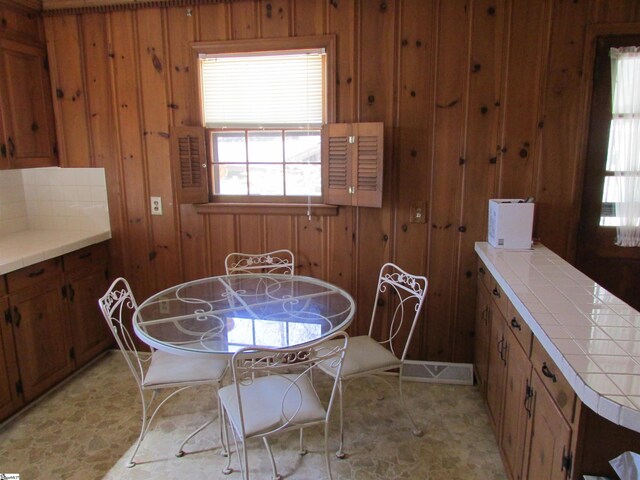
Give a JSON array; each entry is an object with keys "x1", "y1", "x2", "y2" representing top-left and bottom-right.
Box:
[
  {"x1": 259, "y1": 0, "x2": 290, "y2": 38},
  {"x1": 136, "y1": 8, "x2": 182, "y2": 290},
  {"x1": 425, "y1": 0, "x2": 468, "y2": 362},
  {"x1": 109, "y1": 10, "x2": 155, "y2": 297},
  {"x1": 237, "y1": 215, "x2": 263, "y2": 254},
  {"x1": 354, "y1": 0, "x2": 395, "y2": 341},
  {"x1": 197, "y1": 2, "x2": 228, "y2": 41},
  {"x1": 79, "y1": 13, "x2": 126, "y2": 278},
  {"x1": 292, "y1": 0, "x2": 324, "y2": 36},
  {"x1": 44, "y1": 15, "x2": 91, "y2": 167},
  {"x1": 394, "y1": 0, "x2": 435, "y2": 358},
  {"x1": 206, "y1": 214, "x2": 235, "y2": 274},
  {"x1": 497, "y1": 0, "x2": 549, "y2": 198},
  {"x1": 230, "y1": 1, "x2": 257, "y2": 40},
  {"x1": 534, "y1": 0, "x2": 588, "y2": 259},
  {"x1": 453, "y1": 0, "x2": 505, "y2": 363},
  {"x1": 295, "y1": 215, "x2": 324, "y2": 279}
]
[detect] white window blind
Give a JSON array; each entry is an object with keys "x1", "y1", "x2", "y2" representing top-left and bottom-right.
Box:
[{"x1": 200, "y1": 50, "x2": 325, "y2": 128}]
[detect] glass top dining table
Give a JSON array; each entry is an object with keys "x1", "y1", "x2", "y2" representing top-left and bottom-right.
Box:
[{"x1": 133, "y1": 274, "x2": 355, "y2": 355}]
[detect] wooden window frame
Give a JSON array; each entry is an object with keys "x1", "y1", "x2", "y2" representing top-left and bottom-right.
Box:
[{"x1": 191, "y1": 35, "x2": 336, "y2": 205}]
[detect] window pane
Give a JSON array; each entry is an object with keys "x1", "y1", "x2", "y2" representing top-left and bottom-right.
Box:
[
  {"x1": 285, "y1": 130, "x2": 321, "y2": 163},
  {"x1": 285, "y1": 164, "x2": 321, "y2": 196},
  {"x1": 214, "y1": 131, "x2": 246, "y2": 163},
  {"x1": 248, "y1": 164, "x2": 284, "y2": 195},
  {"x1": 248, "y1": 131, "x2": 283, "y2": 164},
  {"x1": 216, "y1": 164, "x2": 248, "y2": 195}
]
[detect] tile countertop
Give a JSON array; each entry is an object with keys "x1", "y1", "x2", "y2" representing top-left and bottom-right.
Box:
[
  {"x1": 0, "y1": 229, "x2": 112, "y2": 276},
  {"x1": 475, "y1": 242, "x2": 640, "y2": 434}
]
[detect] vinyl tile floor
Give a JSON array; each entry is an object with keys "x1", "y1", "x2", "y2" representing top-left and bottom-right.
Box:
[{"x1": 0, "y1": 351, "x2": 507, "y2": 479}]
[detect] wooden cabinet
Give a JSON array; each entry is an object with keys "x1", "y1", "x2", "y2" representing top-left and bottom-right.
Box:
[
  {"x1": 0, "y1": 241, "x2": 111, "y2": 420},
  {"x1": 63, "y1": 243, "x2": 111, "y2": 368},
  {"x1": 522, "y1": 371, "x2": 572, "y2": 480},
  {"x1": 0, "y1": 3, "x2": 56, "y2": 169},
  {"x1": 0, "y1": 293, "x2": 22, "y2": 419},
  {"x1": 475, "y1": 253, "x2": 640, "y2": 480}
]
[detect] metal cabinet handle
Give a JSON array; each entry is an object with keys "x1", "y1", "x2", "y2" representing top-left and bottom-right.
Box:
[
  {"x1": 492, "y1": 287, "x2": 500, "y2": 298},
  {"x1": 478, "y1": 267, "x2": 485, "y2": 276},
  {"x1": 7, "y1": 137, "x2": 15, "y2": 157},
  {"x1": 510, "y1": 317, "x2": 521, "y2": 331},
  {"x1": 28, "y1": 268, "x2": 45, "y2": 278},
  {"x1": 541, "y1": 362, "x2": 557, "y2": 383}
]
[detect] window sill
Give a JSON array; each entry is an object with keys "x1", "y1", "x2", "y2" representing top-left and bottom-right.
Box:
[{"x1": 194, "y1": 202, "x2": 339, "y2": 216}]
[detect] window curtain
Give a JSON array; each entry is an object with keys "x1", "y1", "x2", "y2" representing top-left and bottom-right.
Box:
[{"x1": 607, "y1": 47, "x2": 640, "y2": 246}]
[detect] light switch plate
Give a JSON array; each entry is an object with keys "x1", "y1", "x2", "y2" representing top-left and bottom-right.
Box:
[{"x1": 410, "y1": 201, "x2": 426, "y2": 224}]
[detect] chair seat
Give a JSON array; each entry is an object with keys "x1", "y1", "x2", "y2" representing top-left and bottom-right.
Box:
[
  {"x1": 143, "y1": 350, "x2": 228, "y2": 388},
  {"x1": 219, "y1": 374, "x2": 325, "y2": 437},
  {"x1": 318, "y1": 335, "x2": 401, "y2": 378}
]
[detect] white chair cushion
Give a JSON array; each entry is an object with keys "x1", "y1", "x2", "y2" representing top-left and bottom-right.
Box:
[
  {"x1": 143, "y1": 350, "x2": 228, "y2": 387},
  {"x1": 318, "y1": 335, "x2": 401, "y2": 378},
  {"x1": 219, "y1": 374, "x2": 325, "y2": 437}
]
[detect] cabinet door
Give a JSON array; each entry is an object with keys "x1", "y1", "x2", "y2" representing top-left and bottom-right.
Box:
[
  {"x1": 523, "y1": 371, "x2": 572, "y2": 480},
  {"x1": 486, "y1": 307, "x2": 507, "y2": 432},
  {"x1": 474, "y1": 281, "x2": 492, "y2": 396},
  {"x1": 11, "y1": 279, "x2": 74, "y2": 402},
  {"x1": 0, "y1": 39, "x2": 56, "y2": 168},
  {"x1": 66, "y1": 267, "x2": 112, "y2": 367},
  {"x1": 0, "y1": 296, "x2": 22, "y2": 419},
  {"x1": 501, "y1": 329, "x2": 532, "y2": 480}
]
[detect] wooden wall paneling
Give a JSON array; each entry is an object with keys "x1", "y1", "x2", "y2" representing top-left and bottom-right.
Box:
[
  {"x1": 80, "y1": 13, "x2": 126, "y2": 278},
  {"x1": 292, "y1": 0, "x2": 325, "y2": 36},
  {"x1": 230, "y1": 1, "x2": 258, "y2": 40},
  {"x1": 197, "y1": 2, "x2": 229, "y2": 41},
  {"x1": 496, "y1": 0, "x2": 548, "y2": 199},
  {"x1": 237, "y1": 215, "x2": 264, "y2": 253},
  {"x1": 265, "y1": 213, "x2": 294, "y2": 256},
  {"x1": 109, "y1": 10, "x2": 155, "y2": 297},
  {"x1": 394, "y1": 0, "x2": 435, "y2": 358},
  {"x1": 295, "y1": 215, "x2": 324, "y2": 279},
  {"x1": 424, "y1": 0, "x2": 469, "y2": 362},
  {"x1": 355, "y1": 0, "x2": 395, "y2": 342},
  {"x1": 166, "y1": 7, "x2": 206, "y2": 281},
  {"x1": 534, "y1": 0, "x2": 588, "y2": 259},
  {"x1": 136, "y1": 8, "x2": 182, "y2": 290},
  {"x1": 258, "y1": 0, "x2": 291, "y2": 38},
  {"x1": 206, "y1": 214, "x2": 235, "y2": 274},
  {"x1": 326, "y1": 0, "x2": 356, "y2": 331},
  {"x1": 452, "y1": 0, "x2": 506, "y2": 363},
  {"x1": 44, "y1": 15, "x2": 91, "y2": 167},
  {"x1": 588, "y1": 1, "x2": 640, "y2": 24}
]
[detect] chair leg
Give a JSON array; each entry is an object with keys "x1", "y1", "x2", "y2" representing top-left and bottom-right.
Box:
[
  {"x1": 262, "y1": 437, "x2": 282, "y2": 480},
  {"x1": 336, "y1": 379, "x2": 346, "y2": 459},
  {"x1": 221, "y1": 409, "x2": 234, "y2": 476},
  {"x1": 324, "y1": 420, "x2": 334, "y2": 480},
  {"x1": 127, "y1": 389, "x2": 150, "y2": 468},
  {"x1": 298, "y1": 428, "x2": 307, "y2": 455},
  {"x1": 175, "y1": 417, "x2": 214, "y2": 457},
  {"x1": 397, "y1": 374, "x2": 423, "y2": 436}
]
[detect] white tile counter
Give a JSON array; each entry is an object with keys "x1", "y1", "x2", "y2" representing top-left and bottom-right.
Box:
[
  {"x1": 0, "y1": 229, "x2": 111, "y2": 275},
  {"x1": 475, "y1": 241, "x2": 640, "y2": 434}
]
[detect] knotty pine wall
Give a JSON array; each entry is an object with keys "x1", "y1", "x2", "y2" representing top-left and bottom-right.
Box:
[{"x1": 42, "y1": 0, "x2": 640, "y2": 362}]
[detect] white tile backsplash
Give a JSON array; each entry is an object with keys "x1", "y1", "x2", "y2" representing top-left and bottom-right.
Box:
[{"x1": 0, "y1": 167, "x2": 109, "y2": 236}]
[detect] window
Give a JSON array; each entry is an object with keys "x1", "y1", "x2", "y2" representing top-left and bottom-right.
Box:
[{"x1": 194, "y1": 37, "x2": 334, "y2": 203}]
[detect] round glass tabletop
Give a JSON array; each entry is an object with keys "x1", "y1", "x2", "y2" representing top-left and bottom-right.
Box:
[{"x1": 134, "y1": 274, "x2": 355, "y2": 355}]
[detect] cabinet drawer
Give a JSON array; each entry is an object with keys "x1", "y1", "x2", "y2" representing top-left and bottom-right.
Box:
[
  {"x1": 477, "y1": 259, "x2": 493, "y2": 293},
  {"x1": 0, "y1": 276, "x2": 6, "y2": 296},
  {"x1": 490, "y1": 281, "x2": 509, "y2": 318},
  {"x1": 506, "y1": 304, "x2": 533, "y2": 357},
  {"x1": 6, "y1": 258, "x2": 63, "y2": 292},
  {"x1": 63, "y1": 243, "x2": 108, "y2": 273},
  {"x1": 531, "y1": 338, "x2": 576, "y2": 423}
]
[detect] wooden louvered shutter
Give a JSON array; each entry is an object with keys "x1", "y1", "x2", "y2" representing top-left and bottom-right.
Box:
[
  {"x1": 323, "y1": 123, "x2": 352, "y2": 206},
  {"x1": 322, "y1": 122, "x2": 383, "y2": 207},
  {"x1": 353, "y1": 122, "x2": 383, "y2": 208},
  {"x1": 170, "y1": 126, "x2": 209, "y2": 204}
]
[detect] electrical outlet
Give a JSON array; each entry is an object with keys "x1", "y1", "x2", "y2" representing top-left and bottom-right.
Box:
[
  {"x1": 150, "y1": 196, "x2": 162, "y2": 215},
  {"x1": 159, "y1": 301, "x2": 170, "y2": 314},
  {"x1": 410, "y1": 201, "x2": 426, "y2": 224}
]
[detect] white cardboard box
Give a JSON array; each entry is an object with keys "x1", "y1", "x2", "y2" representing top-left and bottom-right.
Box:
[{"x1": 487, "y1": 199, "x2": 534, "y2": 249}]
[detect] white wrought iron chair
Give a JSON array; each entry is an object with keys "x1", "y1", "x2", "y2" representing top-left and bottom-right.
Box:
[
  {"x1": 224, "y1": 249, "x2": 295, "y2": 275},
  {"x1": 98, "y1": 277, "x2": 229, "y2": 467},
  {"x1": 218, "y1": 331, "x2": 348, "y2": 480},
  {"x1": 317, "y1": 262, "x2": 428, "y2": 458}
]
